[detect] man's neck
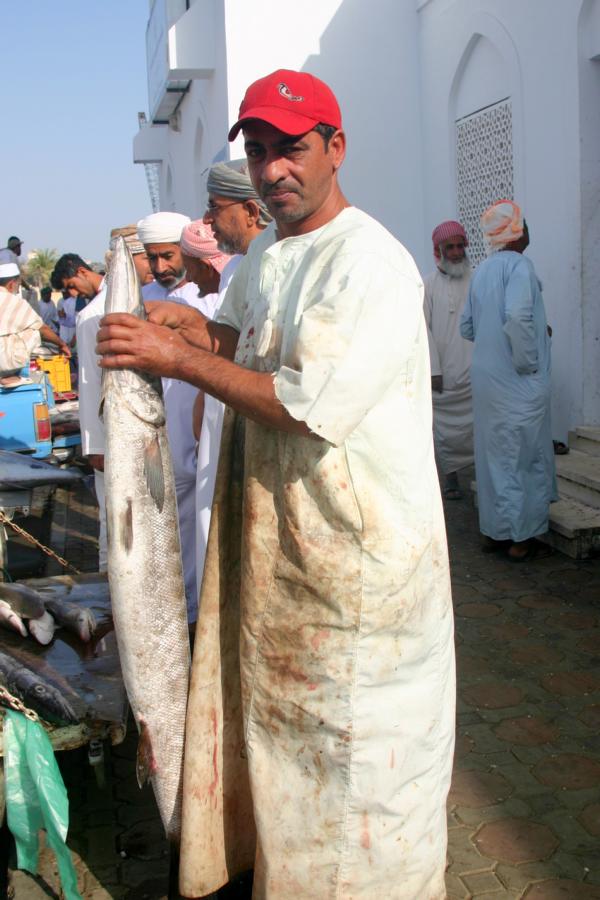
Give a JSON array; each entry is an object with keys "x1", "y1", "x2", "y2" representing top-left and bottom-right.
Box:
[{"x1": 276, "y1": 190, "x2": 350, "y2": 241}]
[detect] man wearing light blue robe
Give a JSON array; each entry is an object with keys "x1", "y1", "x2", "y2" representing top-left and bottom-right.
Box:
[{"x1": 460, "y1": 209, "x2": 557, "y2": 559}]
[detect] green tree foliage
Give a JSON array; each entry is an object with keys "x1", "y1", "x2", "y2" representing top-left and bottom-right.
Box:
[{"x1": 23, "y1": 248, "x2": 59, "y2": 288}]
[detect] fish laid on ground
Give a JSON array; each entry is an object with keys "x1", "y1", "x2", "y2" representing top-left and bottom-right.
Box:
[
  {"x1": 101, "y1": 236, "x2": 190, "y2": 843},
  {"x1": 0, "y1": 450, "x2": 82, "y2": 489},
  {"x1": 0, "y1": 649, "x2": 79, "y2": 725},
  {"x1": 44, "y1": 596, "x2": 97, "y2": 643},
  {"x1": 0, "y1": 582, "x2": 54, "y2": 644}
]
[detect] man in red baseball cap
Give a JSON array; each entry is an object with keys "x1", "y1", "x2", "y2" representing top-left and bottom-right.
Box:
[{"x1": 98, "y1": 69, "x2": 454, "y2": 900}]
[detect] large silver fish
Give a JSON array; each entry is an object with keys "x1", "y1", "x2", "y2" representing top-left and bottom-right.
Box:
[{"x1": 101, "y1": 237, "x2": 190, "y2": 843}]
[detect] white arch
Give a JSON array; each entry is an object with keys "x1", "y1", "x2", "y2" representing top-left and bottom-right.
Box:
[{"x1": 447, "y1": 12, "x2": 525, "y2": 205}]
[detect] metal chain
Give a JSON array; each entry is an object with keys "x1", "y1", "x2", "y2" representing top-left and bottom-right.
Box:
[
  {"x1": 0, "y1": 684, "x2": 40, "y2": 722},
  {"x1": 0, "y1": 509, "x2": 81, "y2": 575}
]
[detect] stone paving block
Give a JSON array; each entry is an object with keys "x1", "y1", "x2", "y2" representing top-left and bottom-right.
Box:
[
  {"x1": 522, "y1": 880, "x2": 600, "y2": 899},
  {"x1": 453, "y1": 797, "x2": 533, "y2": 828},
  {"x1": 456, "y1": 601, "x2": 502, "y2": 619},
  {"x1": 462, "y1": 870, "x2": 506, "y2": 895},
  {"x1": 484, "y1": 622, "x2": 531, "y2": 641},
  {"x1": 117, "y1": 819, "x2": 170, "y2": 861},
  {"x1": 541, "y1": 671, "x2": 600, "y2": 697},
  {"x1": 473, "y1": 817, "x2": 559, "y2": 864},
  {"x1": 462, "y1": 683, "x2": 525, "y2": 710},
  {"x1": 510, "y1": 643, "x2": 564, "y2": 666},
  {"x1": 518, "y1": 593, "x2": 566, "y2": 611},
  {"x1": 578, "y1": 802, "x2": 600, "y2": 838},
  {"x1": 545, "y1": 612, "x2": 598, "y2": 631},
  {"x1": 493, "y1": 715, "x2": 560, "y2": 746},
  {"x1": 449, "y1": 769, "x2": 513, "y2": 808},
  {"x1": 444, "y1": 872, "x2": 470, "y2": 899},
  {"x1": 446, "y1": 826, "x2": 492, "y2": 873},
  {"x1": 533, "y1": 753, "x2": 600, "y2": 790},
  {"x1": 120, "y1": 857, "x2": 170, "y2": 889},
  {"x1": 455, "y1": 732, "x2": 475, "y2": 757},
  {"x1": 579, "y1": 704, "x2": 600, "y2": 729},
  {"x1": 579, "y1": 633, "x2": 600, "y2": 655},
  {"x1": 461, "y1": 723, "x2": 511, "y2": 755}
]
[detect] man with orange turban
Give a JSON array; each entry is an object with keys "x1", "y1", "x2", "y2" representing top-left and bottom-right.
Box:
[{"x1": 460, "y1": 201, "x2": 557, "y2": 561}]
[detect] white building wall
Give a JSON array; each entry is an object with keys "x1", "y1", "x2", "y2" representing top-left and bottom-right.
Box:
[
  {"x1": 136, "y1": 0, "x2": 599, "y2": 434},
  {"x1": 419, "y1": 0, "x2": 587, "y2": 438}
]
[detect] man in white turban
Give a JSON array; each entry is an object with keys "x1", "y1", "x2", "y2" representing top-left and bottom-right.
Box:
[
  {"x1": 460, "y1": 200, "x2": 557, "y2": 561},
  {"x1": 138, "y1": 212, "x2": 221, "y2": 622}
]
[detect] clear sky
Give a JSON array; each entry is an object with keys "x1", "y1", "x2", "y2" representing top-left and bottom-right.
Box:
[{"x1": 2, "y1": 1, "x2": 152, "y2": 263}]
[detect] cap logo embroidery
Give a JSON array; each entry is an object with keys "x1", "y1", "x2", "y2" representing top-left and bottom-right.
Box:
[{"x1": 278, "y1": 82, "x2": 304, "y2": 102}]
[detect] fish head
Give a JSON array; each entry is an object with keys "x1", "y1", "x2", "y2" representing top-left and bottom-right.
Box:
[{"x1": 76, "y1": 608, "x2": 98, "y2": 643}]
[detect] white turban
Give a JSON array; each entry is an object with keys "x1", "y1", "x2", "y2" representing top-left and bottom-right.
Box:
[
  {"x1": 480, "y1": 200, "x2": 523, "y2": 254},
  {"x1": 0, "y1": 263, "x2": 20, "y2": 278},
  {"x1": 137, "y1": 212, "x2": 191, "y2": 245}
]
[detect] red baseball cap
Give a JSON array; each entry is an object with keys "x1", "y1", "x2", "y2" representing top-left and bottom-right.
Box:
[{"x1": 228, "y1": 69, "x2": 342, "y2": 141}]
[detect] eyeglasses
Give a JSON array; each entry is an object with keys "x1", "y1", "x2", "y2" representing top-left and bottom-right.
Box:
[{"x1": 204, "y1": 199, "x2": 245, "y2": 216}]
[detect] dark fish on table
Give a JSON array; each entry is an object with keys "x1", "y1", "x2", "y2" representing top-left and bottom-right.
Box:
[
  {"x1": 5, "y1": 644, "x2": 82, "y2": 704},
  {"x1": 0, "y1": 649, "x2": 79, "y2": 725},
  {"x1": 0, "y1": 450, "x2": 82, "y2": 489},
  {"x1": 44, "y1": 596, "x2": 97, "y2": 643}
]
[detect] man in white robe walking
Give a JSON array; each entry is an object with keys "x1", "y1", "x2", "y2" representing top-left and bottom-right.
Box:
[
  {"x1": 98, "y1": 69, "x2": 455, "y2": 899},
  {"x1": 424, "y1": 219, "x2": 474, "y2": 498}
]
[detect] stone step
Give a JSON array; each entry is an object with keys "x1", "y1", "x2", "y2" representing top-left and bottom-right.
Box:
[
  {"x1": 538, "y1": 498, "x2": 600, "y2": 559},
  {"x1": 469, "y1": 482, "x2": 600, "y2": 559},
  {"x1": 568, "y1": 427, "x2": 600, "y2": 457},
  {"x1": 555, "y1": 449, "x2": 600, "y2": 509}
]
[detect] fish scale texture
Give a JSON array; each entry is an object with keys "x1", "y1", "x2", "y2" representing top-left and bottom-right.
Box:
[{"x1": 104, "y1": 394, "x2": 190, "y2": 841}]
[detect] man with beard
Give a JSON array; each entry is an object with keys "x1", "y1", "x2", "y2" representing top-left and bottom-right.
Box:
[
  {"x1": 424, "y1": 220, "x2": 474, "y2": 499},
  {"x1": 138, "y1": 212, "x2": 220, "y2": 621},
  {"x1": 98, "y1": 69, "x2": 454, "y2": 899},
  {"x1": 203, "y1": 161, "x2": 272, "y2": 258}
]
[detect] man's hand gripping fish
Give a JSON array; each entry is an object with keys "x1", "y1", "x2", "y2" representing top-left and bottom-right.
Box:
[{"x1": 101, "y1": 237, "x2": 190, "y2": 842}]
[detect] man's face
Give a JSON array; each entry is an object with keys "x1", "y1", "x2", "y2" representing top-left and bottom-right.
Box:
[
  {"x1": 132, "y1": 252, "x2": 154, "y2": 286},
  {"x1": 62, "y1": 267, "x2": 97, "y2": 299},
  {"x1": 243, "y1": 121, "x2": 345, "y2": 234},
  {"x1": 144, "y1": 242, "x2": 186, "y2": 289},
  {"x1": 203, "y1": 196, "x2": 249, "y2": 254},
  {"x1": 440, "y1": 236, "x2": 467, "y2": 264},
  {"x1": 9, "y1": 242, "x2": 22, "y2": 257}
]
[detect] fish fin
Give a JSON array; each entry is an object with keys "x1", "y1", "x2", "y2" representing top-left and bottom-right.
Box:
[
  {"x1": 28, "y1": 610, "x2": 56, "y2": 646},
  {"x1": 136, "y1": 720, "x2": 158, "y2": 787},
  {"x1": 120, "y1": 498, "x2": 134, "y2": 553},
  {"x1": 143, "y1": 434, "x2": 165, "y2": 512},
  {"x1": 0, "y1": 601, "x2": 28, "y2": 637}
]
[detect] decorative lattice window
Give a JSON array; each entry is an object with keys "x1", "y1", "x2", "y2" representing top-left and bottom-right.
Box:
[{"x1": 456, "y1": 99, "x2": 514, "y2": 264}]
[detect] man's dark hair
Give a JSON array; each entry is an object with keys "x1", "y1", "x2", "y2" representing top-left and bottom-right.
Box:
[
  {"x1": 313, "y1": 123, "x2": 337, "y2": 150},
  {"x1": 51, "y1": 254, "x2": 91, "y2": 289},
  {"x1": 40, "y1": 286, "x2": 52, "y2": 298}
]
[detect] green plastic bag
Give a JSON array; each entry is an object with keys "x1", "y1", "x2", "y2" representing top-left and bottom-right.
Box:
[{"x1": 4, "y1": 710, "x2": 82, "y2": 900}]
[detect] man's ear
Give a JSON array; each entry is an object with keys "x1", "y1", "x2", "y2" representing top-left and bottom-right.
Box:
[
  {"x1": 329, "y1": 129, "x2": 346, "y2": 171},
  {"x1": 244, "y1": 199, "x2": 260, "y2": 225}
]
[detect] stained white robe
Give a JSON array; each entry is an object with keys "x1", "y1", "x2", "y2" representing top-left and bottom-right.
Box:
[
  {"x1": 423, "y1": 267, "x2": 473, "y2": 475},
  {"x1": 179, "y1": 208, "x2": 455, "y2": 899}
]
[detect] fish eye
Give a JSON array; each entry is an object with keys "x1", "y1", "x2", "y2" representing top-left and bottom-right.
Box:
[{"x1": 34, "y1": 685, "x2": 46, "y2": 694}]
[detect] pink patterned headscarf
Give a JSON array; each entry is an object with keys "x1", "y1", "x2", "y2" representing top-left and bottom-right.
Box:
[
  {"x1": 179, "y1": 221, "x2": 232, "y2": 274},
  {"x1": 431, "y1": 220, "x2": 467, "y2": 258},
  {"x1": 480, "y1": 200, "x2": 523, "y2": 253}
]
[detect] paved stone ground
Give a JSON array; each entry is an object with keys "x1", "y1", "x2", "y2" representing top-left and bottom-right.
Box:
[{"x1": 6, "y1": 474, "x2": 600, "y2": 899}]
